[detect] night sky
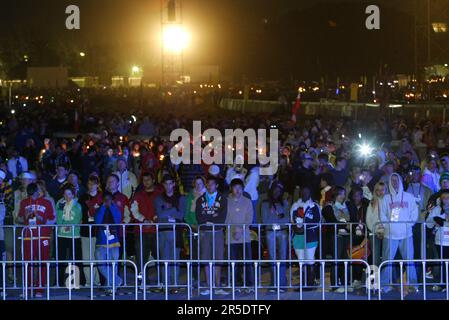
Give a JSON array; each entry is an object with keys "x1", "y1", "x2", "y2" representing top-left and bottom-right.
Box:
[{"x1": 0, "y1": 0, "x2": 448, "y2": 81}]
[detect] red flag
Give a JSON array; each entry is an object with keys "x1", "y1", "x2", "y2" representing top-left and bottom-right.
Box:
[{"x1": 291, "y1": 92, "x2": 301, "y2": 123}]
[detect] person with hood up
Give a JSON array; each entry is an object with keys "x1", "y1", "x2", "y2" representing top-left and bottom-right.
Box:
[{"x1": 379, "y1": 173, "x2": 419, "y2": 294}]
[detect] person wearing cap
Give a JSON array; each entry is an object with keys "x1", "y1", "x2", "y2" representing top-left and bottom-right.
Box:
[
  {"x1": 154, "y1": 174, "x2": 186, "y2": 294},
  {"x1": 195, "y1": 175, "x2": 228, "y2": 296},
  {"x1": 426, "y1": 189, "x2": 449, "y2": 291},
  {"x1": 225, "y1": 178, "x2": 254, "y2": 292},
  {"x1": 261, "y1": 181, "x2": 290, "y2": 292},
  {"x1": 113, "y1": 157, "x2": 138, "y2": 200},
  {"x1": 16, "y1": 183, "x2": 55, "y2": 298},
  {"x1": 422, "y1": 155, "x2": 441, "y2": 193}
]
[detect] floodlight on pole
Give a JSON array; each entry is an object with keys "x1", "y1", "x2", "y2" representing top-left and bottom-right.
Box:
[{"x1": 162, "y1": 24, "x2": 190, "y2": 54}]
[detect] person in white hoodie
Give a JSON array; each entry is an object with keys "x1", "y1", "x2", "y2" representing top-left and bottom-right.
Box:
[
  {"x1": 426, "y1": 189, "x2": 449, "y2": 292},
  {"x1": 421, "y1": 156, "x2": 441, "y2": 193},
  {"x1": 379, "y1": 173, "x2": 419, "y2": 294},
  {"x1": 366, "y1": 181, "x2": 387, "y2": 266}
]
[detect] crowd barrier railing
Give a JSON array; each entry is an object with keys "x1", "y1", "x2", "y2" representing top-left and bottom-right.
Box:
[
  {"x1": 0, "y1": 260, "x2": 138, "y2": 300},
  {"x1": 142, "y1": 259, "x2": 372, "y2": 301},
  {"x1": 1, "y1": 223, "x2": 192, "y2": 290},
  {"x1": 377, "y1": 259, "x2": 449, "y2": 300},
  {"x1": 197, "y1": 222, "x2": 369, "y2": 291}
]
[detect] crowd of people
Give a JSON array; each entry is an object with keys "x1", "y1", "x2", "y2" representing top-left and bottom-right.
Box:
[{"x1": 1, "y1": 98, "x2": 449, "y2": 298}]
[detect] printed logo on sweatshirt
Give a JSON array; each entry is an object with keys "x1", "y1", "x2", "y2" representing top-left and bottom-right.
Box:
[
  {"x1": 25, "y1": 205, "x2": 47, "y2": 213},
  {"x1": 388, "y1": 202, "x2": 408, "y2": 209}
]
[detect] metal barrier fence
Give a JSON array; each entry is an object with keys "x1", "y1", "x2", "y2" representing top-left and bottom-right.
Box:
[
  {"x1": 377, "y1": 259, "x2": 449, "y2": 300},
  {"x1": 372, "y1": 221, "x2": 449, "y2": 288},
  {"x1": 142, "y1": 259, "x2": 372, "y2": 301},
  {"x1": 0, "y1": 260, "x2": 138, "y2": 300},
  {"x1": 1, "y1": 223, "x2": 192, "y2": 290},
  {"x1": 197, "y1": 222, "x2": 369, "y2": 290}
]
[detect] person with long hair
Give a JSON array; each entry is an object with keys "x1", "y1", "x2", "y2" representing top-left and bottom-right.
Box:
[
  {"x1": 346, "y1": 186, "x2": 370, "y2": 289},
  {"x1": 290, "y1": 185, "x2": 321, "y2": 291},
  {"x1": 261, "y1": 180, "x2": 290, "y2": 292},
  {"x1": 366, "y1": 182, "x2": 387, "y2": 266},
  {"x1": 322, "y1": 186, "x2": 351, "y2": 292}
]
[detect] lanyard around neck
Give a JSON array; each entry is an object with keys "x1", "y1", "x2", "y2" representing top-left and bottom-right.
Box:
[{"x1": 390, "y1": 192, "x2": 404, "y2": 208}]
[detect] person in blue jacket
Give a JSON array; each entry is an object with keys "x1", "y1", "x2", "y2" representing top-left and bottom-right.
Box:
[{"x1": 94, "y1": 192, "x2": 123, "y2": 295}]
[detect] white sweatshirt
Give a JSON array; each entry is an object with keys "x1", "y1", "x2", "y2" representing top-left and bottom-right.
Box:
[{"x1": 379, "y1": 173, "x2": 419, "y2": 240}]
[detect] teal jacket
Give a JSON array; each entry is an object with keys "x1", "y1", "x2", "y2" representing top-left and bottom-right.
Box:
[{"x1": 56, "y1": 199, "x2": 83, "y2": 238}]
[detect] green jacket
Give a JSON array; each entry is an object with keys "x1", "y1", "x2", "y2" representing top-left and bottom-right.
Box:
[
  {"x1": 184, "y1": 192, "x2": 198, "y2": 226},
  {"x1": 56, "y1": 199, "x2": 82, "y2": 238}
]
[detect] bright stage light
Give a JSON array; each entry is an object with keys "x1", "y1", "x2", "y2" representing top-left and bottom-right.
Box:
[{"x1": 163, "y1": 24, "x2": 190, "y2": 53}]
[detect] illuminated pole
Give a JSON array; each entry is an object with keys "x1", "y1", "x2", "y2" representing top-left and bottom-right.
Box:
[{"x1": 8, "y1": 84, "x2": 11, "y2": 107}]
